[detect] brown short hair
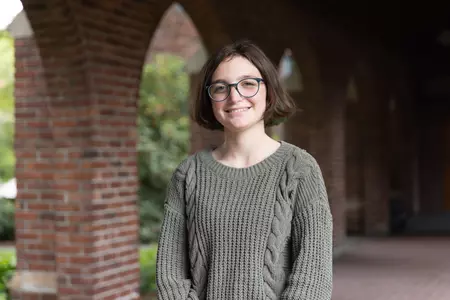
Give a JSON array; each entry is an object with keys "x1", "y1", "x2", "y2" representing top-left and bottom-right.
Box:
[{"x1": 191, "y1": 39, "x2": 296, "y2": 131}]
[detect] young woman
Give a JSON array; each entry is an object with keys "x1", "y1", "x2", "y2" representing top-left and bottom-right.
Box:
[{"x1": 156, "y1": 40, "x2": 333, "y2": 300}]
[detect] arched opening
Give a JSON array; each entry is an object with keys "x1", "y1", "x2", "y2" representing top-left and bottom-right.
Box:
[
  {"x1": 279, "y1": 49, "x2": 304, "y2": 93},
  {"x1": 0, "y1": 16, "x2": 17, "y2": 189},
  {"x1": 137, "y1": 3, "x2": 209, "y2": 295},
  {"x1": 0, "y1": 0, "x2": 22, "y2": 250},
  {"x1": 0, "y1": 0, "x2": 25, "y2": 296},
  {"x1": 274, "y1": 48, "x2": 306, "y2": 148}
]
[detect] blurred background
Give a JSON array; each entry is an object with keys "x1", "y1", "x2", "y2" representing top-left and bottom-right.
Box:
[{"x1": 0, "y1": 0, "x2": 449, "y2": 299}]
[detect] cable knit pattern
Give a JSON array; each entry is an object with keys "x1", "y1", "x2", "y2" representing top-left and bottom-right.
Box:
[
  {"x1": 156, "y1": 141, "x2": 333, "y2": 300},
  {"x1": 263, "y1": 147, "x2": 309, "y2": 299},
  {"x1": 185, "y1": 158, "x2": 208, "y2": 299}
]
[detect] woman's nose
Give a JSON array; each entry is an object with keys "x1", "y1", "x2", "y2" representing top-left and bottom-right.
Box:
[{"x1": 228, "y1": 85, "x2": 243, "y2": 102}]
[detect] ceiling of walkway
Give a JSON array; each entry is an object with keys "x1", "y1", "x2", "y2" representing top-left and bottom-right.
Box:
[
  {"x1": 294, "y1": 0, "x2": 450, "y2": 102},
  {"x1": 293, "y1": 0, "x2": 450, "y2": 52}
]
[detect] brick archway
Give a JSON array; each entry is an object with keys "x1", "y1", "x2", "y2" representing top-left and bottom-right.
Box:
[
  {"x1": 8, "y1": 1, "x2": 230, "y2": 298},
  {"x1": 178, "y1": 0, "x2": 232, "y2": 52}
]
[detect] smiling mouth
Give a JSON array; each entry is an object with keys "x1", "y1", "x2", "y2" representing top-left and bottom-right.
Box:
[{"x1": 225, "y1": 107, "x2": 251, "y2": 113}]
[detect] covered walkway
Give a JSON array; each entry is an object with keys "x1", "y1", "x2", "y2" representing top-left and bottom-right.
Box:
[
  {"x1": 3, "y1": 0, "x2": 450, "y2": 298},
  {"x1": 333, "y1": 237, "x2": 450, "y2": 300}
]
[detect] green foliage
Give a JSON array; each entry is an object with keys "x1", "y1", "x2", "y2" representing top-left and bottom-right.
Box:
[
  {"x1": 0, "y1": 30, "x2": 14, "y2": 114},
  {"x1": 138, "y1": 54, "x2": 190, "y2": 187},
  {"x1": 0, "y1": 30, "x2": 15, "y2": 182},
  {"x1": 0, "y1": 121, "x2": 14, "y2": 182},
  {"x1": 0, "y1": 200, "x2": 14, "y2": 241},
  {"x1": 138, "y1": 54, "x2": 190, "y2": 243},
  {"x1": 139, "y1": 245, "x2": 158, "y2": 294},
  {"x1": 0, "y1": 249, "x2": 15, "y2": 300}
]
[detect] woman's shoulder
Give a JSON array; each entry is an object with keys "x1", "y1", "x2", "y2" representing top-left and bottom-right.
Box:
[
  {"x1": 281, "y1": 141, "x2": 320, "y2": 166},
  {"x1": 169, "y1": 153, "x2": 198, "y2": 182},
  {"x1": 171, "y1": 147, "x2": 212, "y2": 178},
  {"x1": 280, "y1": 141, "x2": 323, "y2": 180}
]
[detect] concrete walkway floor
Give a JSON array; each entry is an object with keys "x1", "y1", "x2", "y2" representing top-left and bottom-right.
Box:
[{"x1": 332, "y1": 236, "x2": 450, "y2": 300}]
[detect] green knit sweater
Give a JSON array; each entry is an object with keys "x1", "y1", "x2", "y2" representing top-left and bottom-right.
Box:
[{"x1": 156, "y1": 141, "x2": 333, "y2": 300}]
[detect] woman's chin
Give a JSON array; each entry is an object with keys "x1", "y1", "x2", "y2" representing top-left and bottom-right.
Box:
[{"x1": 222, "y1": 119, "x2": 262, "y2": 133}]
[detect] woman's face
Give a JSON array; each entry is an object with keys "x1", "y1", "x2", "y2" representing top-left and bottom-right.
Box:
[{"x1": 209, "y1": 56, "x2": 267, "y2": 133}]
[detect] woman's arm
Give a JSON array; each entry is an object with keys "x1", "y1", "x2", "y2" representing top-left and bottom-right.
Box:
[
  {"x1": 281, "y1": 154, "x2": 333, "y2": 300},
  {"x1": 156, "y1": 161, "x2": 199, "y2": 300}
]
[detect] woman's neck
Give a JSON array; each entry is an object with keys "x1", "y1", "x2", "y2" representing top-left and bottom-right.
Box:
[{"x1": 213, "y1": 123, "x2": 280, "y2": 168}]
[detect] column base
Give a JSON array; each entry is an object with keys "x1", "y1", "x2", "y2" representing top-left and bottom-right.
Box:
[{"x1": 8, "y1": 271, "x2": 56, "y2": 297}]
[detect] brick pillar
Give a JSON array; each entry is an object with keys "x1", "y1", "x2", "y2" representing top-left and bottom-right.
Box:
[
  {"x1": 359, "y1": 66, "x2": 390, "y2": 236},
  {"x1": 362, "y1": 111, "x2": 390, "y2": 235},
  {"x1": 391, "y1": 68, "x2": 420, "y2": 219},
  {"x1": 309, "y1": 82, "x2": 347, "y2": 246},
  {"x1": 10, "y1": 36, "x2": 58, "y2": 300},
  {"x1": 387, "y1": 91, "x2": 417, "y2": 232},
  {"x1": 8, "y1": 2, "x2": 158, "y2": 297},
  {"x1": 395, "y1": 66, "x2": 420, "y2": 217},
  {"x1": 345, "y1": 100, "x2": 365, "y2": 234},
  {"x1": 445, "y1": 121, "x2": 450, "y2": 210},
  {"x1": 189, "y1": 72, "x2": 223, "y2": 153},
  {"x1": 10, "y1": 36, "x2": 141, "y2": 300}
]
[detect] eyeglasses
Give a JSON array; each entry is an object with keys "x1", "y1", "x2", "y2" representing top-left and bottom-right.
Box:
[{"x1": 206, "y1": 77, "x2": 264, "y2": 102}]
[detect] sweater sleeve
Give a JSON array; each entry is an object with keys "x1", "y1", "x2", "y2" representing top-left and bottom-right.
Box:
[
  {"x1": 281, "y1": 154, "x2": 333, "y2": 300},
  {"x1": 156, "y1": 160, "x2": 199, "y2": 300}
]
